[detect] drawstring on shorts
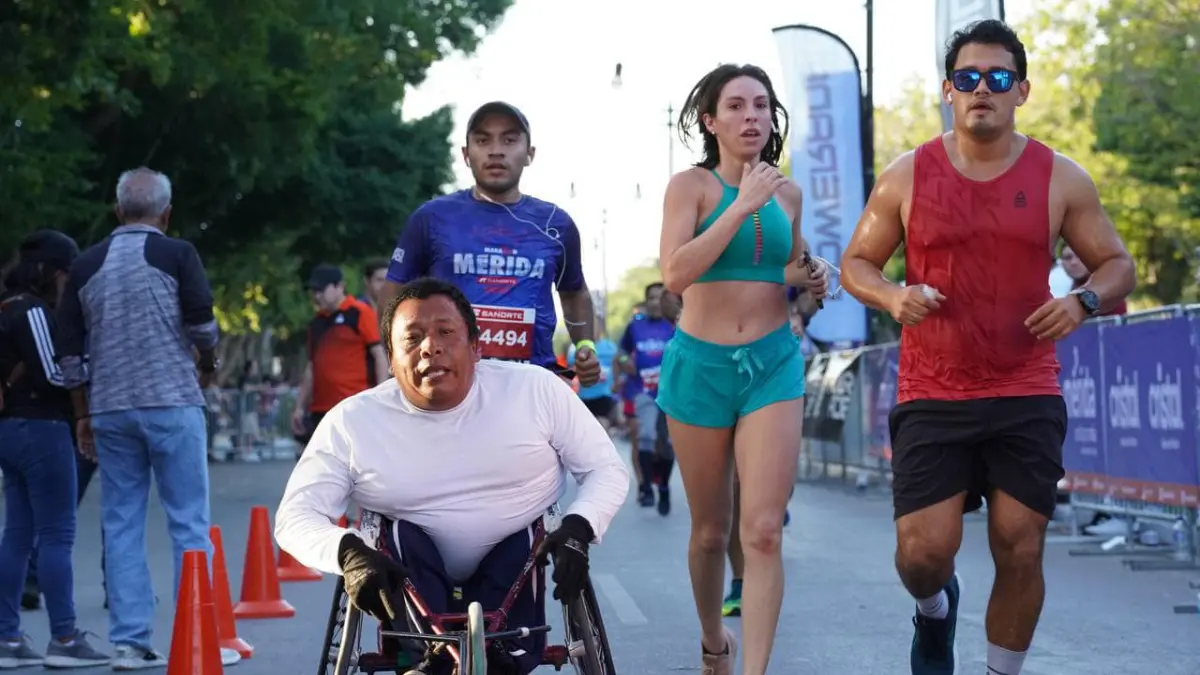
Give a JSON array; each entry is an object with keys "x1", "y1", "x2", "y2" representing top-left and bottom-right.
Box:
[{"x1": 731, "y1": 347, "x2": 764, "y2": 395}]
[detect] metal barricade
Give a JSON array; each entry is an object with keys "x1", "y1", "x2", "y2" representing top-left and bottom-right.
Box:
[
  {"x1": 799, "y1": 344, "x2": 892, "y2": 493},
  {"x1": 1061, "y1": 307, "x2": 1200, "y2": 574},
  {"x1": 204, "y1": 385, "x2": 300, "y2": 461}
]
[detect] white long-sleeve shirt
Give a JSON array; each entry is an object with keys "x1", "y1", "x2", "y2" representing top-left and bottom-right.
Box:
[{"x1": 274, "y1": 360, "x2": 630, "y2": 582}]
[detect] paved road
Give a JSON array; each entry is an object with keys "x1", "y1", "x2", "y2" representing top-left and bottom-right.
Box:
[{"x1": 7, "y1": 447, "x2": 1199, "y2": 674}]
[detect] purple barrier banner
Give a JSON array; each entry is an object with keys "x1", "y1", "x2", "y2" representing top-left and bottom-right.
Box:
[
  {"x1": 1056, "y1": 322, "x2": 1107, "y2": 492},
  {"x1": 1101, "y1": 317, "x2": 1199, "y2": 505},
  {"x1": 859, "y1": 345, "x2": 899, "y2": 460}
]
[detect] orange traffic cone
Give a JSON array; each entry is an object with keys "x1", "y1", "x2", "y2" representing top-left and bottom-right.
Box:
[
  {"x1": 277, "y1": 548, "x2": 322, "y2": 582},
  {"x1": 209, "y1": 527, "x2": 254, "y2": 658},
  {"x1": 167, "y1": 550, "x2": 225, "y2": 675},
  {"x1": 233, "y1": 506, "x2": 296, "y2": 619}
]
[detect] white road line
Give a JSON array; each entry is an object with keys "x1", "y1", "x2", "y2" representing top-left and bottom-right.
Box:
[{"x1": 592, "y1": 573, "x2": 648, "y2": 626}]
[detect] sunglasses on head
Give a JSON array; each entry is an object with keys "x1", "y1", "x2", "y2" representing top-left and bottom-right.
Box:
[{"x1": 950, "y1": 68, "x2": 1019, "y2": 94}]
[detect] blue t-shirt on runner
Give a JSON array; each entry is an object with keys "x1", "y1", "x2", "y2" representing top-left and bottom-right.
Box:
[
  {"x1": 386, "y1": 190, "x2": 585, "y2": 369},
  {"x1": 619, "y1": 317, "x2": 676, "y2": 400},
  {"x1": 569, "y1": 337, "x2": 618, "y2": 401}
]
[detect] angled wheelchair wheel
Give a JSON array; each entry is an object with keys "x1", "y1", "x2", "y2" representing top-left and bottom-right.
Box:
[
  {"x1": 318, "y1": 578, "x2": 352, "y2": 674},
  {"x1": 331, "y1": 592, "x2": 365, "y2": 675},
  {"x1": 464, "y1": 601, "x2": 488, "y2": 675},
  {"x1": 563, "y1": 579, "x2": 616, "y2": 674}
]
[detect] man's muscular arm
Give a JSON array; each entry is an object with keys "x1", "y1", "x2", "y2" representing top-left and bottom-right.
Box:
[
  {"x1": 841, "y1": 153, "x2": 912, "y2": 311},
  {"x1": 1058, "y1": 157, "x2": 1136, "y2": 312}
]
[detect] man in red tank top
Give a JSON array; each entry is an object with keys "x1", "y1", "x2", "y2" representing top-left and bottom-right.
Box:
[{"x1": 841, "y1": 20, "x2": 1135, "y2": 675}]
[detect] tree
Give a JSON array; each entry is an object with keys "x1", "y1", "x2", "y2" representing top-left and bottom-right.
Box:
[
  {"x1": 873, "y1": 77, "x2": 943, "y2": 177},
  {"x1": 1023, "y1": 0, "x2": 1197, "y2": 304},
  {"x1": 2, "y1": 0, "x2": 515, "y2": 374},
  {"x1": 1091, "y1": 0, "x2": 1200, "y2": 301},
  {"x1": 3, "y1": 1, "x2": 512, "y2": 254},
  {"x1": 603, "y1": 260, "x2": 663, "y2": 342}
]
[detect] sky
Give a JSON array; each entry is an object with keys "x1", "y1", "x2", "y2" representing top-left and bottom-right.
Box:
[{"x1": 402, "y1": 0, "x2": 1038, "y2": 294}]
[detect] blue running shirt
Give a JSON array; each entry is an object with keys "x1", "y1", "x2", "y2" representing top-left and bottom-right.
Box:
[
  {"x1": 386, "y1": 190, "x2": 585, "y2": 369},
  {"x1": 619, "y1": 318, "x2": 676, "y2": 399}
]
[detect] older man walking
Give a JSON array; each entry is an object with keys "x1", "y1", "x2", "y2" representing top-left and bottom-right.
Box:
[{"x1": 56, "y1": 167, "x2": 220, "y2": 669}]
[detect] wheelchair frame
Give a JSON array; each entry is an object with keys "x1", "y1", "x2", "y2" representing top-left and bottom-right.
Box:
[{"x1": 317, "y1": 510, "x2": 616, "y2": 675}]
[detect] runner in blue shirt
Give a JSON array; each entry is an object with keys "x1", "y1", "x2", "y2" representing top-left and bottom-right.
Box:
[
  {"x1": 618, "y1": 282, "x2": 678, "y2": 514},
  {"x1": 380, "y1": 101, "x2": 601, "y2": 386}
]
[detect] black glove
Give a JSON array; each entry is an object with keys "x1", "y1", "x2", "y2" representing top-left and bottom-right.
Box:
[
  {"x1": 338, "y1": 533, "x2": 409, "y2": 621},
  {"x1": 485, "y1": 641, "x2": 519, "y2": 675},
  {"x1": 534, "y1": 514, "x2": 594, "y2": 602}
]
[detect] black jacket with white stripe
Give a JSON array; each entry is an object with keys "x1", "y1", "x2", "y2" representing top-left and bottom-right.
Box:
[{"x1": 0, "y1": 292, "x2": 72, "y2": 421}]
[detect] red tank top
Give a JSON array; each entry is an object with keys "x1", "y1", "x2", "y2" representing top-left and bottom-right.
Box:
[{"x1": 898, "y1": 136, "x2": 1062, "y2": 404}]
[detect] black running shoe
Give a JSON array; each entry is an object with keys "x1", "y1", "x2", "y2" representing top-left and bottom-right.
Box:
[
  {"x1": 910, "y1": 573, "x2": 961, "y2": 675},
  {"x1": 638, "y1": 486, "x2": 655, "y2": 507}
]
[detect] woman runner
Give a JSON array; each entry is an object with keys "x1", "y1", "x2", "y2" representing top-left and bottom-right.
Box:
[{"x1": 657, "y1": 63, "x2": 827, "y2": 675}]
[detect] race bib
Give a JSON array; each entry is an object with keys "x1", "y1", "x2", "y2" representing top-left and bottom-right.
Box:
[
  {"x1": 473, "y1": 305, "x2": 535, "y2": 361},
  {"x1": 639, "y1": 366, "x2": 661, "y2": 391}
]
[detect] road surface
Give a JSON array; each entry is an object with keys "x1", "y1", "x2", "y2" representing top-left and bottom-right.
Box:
[{"x1": 6, "y1": 448, "x2": 1198, "y2": 673}]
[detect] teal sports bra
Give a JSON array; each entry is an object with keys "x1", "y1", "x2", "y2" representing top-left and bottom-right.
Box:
[{"x1": 695, "y1": 169, "x2": 793, "y2": 285}]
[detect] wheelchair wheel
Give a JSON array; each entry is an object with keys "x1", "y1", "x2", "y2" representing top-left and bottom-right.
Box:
[
  {"x1": 318, "y1": 578, "x2": 351, "y2": 675},
  {"x1": 331, "y1": 597, "x2": 365, "y2": 675},
  {"x1": 563, "y1": 579, "x2": 616, "y2": 674},
  {"x1": 464, "y1": 601, "x2": 488, "y2": 675}
]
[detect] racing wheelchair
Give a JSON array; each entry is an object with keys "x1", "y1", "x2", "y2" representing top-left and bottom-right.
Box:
[{"x1": 316, "y1": 508, "x2": 616, "y2": 674}]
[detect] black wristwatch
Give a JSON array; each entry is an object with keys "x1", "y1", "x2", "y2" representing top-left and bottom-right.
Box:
[
  {"x1": 198, "y1": 352, "x2": 220, "y2": 374},
  {"x1": 1072, "y1": 289, "x2": 1101, "y2": 316}
]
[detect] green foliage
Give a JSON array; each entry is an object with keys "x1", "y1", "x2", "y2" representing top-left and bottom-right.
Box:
[
  {"x1": 1021, "y1": 0, "x2": 1198, "y2": 305},
  {"x1": 2, "y1": 0, "x2": 513, "y2": 345},
  {"x1": 603, "y1": 261, "x2": 663, "y2": 342},
  {"x1": 867, "y1": 0, "x2": 1198, "y2": 310},
  {"x1": 1091, "y1": 0, "x2": 1200, "y2": 301}
]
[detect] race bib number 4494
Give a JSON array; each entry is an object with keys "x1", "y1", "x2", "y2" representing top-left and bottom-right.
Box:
[{"x1": 473, "y1": 305, "x2": 535, "y2": 360}]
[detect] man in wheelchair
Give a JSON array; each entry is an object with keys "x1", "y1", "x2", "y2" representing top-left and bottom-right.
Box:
[{"x1": 275, "y1": 278, "x2": 630, "y2": 675}]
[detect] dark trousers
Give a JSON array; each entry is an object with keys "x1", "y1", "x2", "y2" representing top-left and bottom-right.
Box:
[
  {"x1": 26, "y1": 451, "x2": 103, "y2": 590},
  {"x1": 637, "y1": 407, "x2": 676, "y2": 491},
  {"x1": 383, "y1": 520, "x2": 545, "y2": 675}
]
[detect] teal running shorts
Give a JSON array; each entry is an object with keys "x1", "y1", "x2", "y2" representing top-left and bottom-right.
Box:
[{"x1": 657, "y1": 323, "x2": 805, "y2": 429}]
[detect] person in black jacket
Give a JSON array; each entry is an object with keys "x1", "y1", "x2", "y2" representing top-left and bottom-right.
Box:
[{"x1": 0, "y1": 230, "x2": 109, "y2": 668}]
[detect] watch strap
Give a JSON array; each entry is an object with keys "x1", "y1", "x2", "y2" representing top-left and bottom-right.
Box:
[{"x1": 1071, "y1": 289, "x2": 1100, "y2": 316}]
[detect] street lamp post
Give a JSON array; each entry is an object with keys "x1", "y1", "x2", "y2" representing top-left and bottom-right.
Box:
[{"x1": 666, "y1": 103, "x2": 675, "y2": 178}]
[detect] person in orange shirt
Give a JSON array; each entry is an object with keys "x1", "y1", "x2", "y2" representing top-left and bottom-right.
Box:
[{"x1": 291, "y1": 264, "x2": 389, "y2": 454}]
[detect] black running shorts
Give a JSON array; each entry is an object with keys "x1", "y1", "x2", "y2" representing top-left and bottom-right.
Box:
[
  {"x1": 583, "y1": 396, "x2": 616, "y2": 419},
  {"x1": 888, "y1": 395, "x2": 1067, "y2": 520}
]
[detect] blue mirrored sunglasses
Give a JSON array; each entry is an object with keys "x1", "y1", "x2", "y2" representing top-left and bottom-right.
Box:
[{"x1": 951, "y1": 68, "x2": 1018, "y2": 94}]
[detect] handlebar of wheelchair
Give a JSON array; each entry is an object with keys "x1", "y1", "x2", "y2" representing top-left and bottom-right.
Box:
[
  {"x1": 378, "y1": 625, "x2": 552, "y2": 642},
  {"x1": 378, "y1": 629, "x2": 463, "y2": 645}
]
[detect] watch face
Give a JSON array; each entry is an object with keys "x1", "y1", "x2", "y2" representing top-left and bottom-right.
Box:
[{"x1": 1081, "y1": 290, "x2": 1100, "y2": 313}]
